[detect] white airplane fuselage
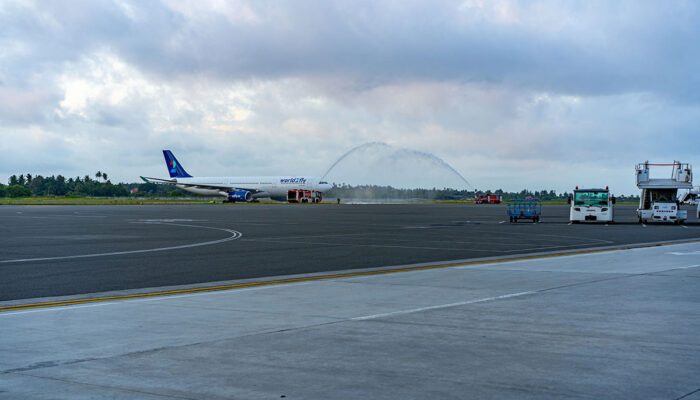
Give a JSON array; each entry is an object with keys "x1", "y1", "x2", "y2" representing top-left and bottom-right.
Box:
[
  {"x1": 173, "y1": 176, "x2": 331, "y2": 201},
  {"x1": 143, "y1": 151, "x2": 332, "y2": 202}
]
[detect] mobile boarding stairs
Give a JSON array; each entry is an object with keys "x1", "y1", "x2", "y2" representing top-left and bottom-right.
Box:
[{"x1": 636, "y1": 161, "x2": 694, "y2": 223}]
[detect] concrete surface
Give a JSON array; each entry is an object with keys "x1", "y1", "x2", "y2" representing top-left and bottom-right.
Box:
[
  {"x1": 1, "y1": 241, "x2": 699, "y2": 399},
  {"x1": 1, "y1": 204, "x2": 699, "y2": 301}
]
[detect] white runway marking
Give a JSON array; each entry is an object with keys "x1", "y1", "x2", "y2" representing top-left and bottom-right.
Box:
[
  {"x1": 352, "y1": 291, "x2": 535, "y2": 321},
  {"x1": 681, "y1": 225, "x2": 688, "y2": 229},
  {"x1": 667, "y1": 250, "x2": 700, "y2": 255},
  {"x1": 499, "y1": 221, "x2": 506, "y2": 224},
  {"x1": 676, "y1": 264, "x2": 700, "y2": 269},
  {"x1": 0, "y1": 222, "x2": 242, "y2": 264}
]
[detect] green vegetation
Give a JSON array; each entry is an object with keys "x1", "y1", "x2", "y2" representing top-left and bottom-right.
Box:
[
  {"x1": 0, "y1": 197, "x2": 212, "y2": 205},
  {"x1": 6, "y1": 184, "x2": 31, "y2": 198},
  {"x1": 1, "y1": 173, "x2": 188, "y2": 198},
  {"x1": 0, "y1": 173, "x2": 641, "y2": 205}
]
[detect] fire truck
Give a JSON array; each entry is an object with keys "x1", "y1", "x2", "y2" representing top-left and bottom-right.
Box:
[
  {"x1": 287, "y1": 190, "x2": 323, "y2": 203},
  {"x1": 474, "y1": 194, "x2": 502, "y2": 204}
]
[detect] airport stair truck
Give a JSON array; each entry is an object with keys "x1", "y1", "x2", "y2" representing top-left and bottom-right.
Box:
[
  {"x1": 679, "y1": 186, "x2": 700, "y2": 219},
  {"x1": 568, "y1": 186, "x2": 615, "y2": 223},
  {"x1": 636, "y1": 161, "x2": 692, "y2": 224}
]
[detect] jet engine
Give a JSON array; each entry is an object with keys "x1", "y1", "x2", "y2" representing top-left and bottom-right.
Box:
[{"x1": 228, "y1": 190, "x2": 253, "y2": 202}]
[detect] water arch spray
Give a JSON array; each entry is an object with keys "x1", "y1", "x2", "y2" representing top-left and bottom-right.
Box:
[{"x1": 323, "y1": 142, "x2": 473, "y2": 190}]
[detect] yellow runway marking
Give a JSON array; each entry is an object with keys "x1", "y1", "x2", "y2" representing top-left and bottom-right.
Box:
[{"x1": 2, "y1": 238, "x2": 699, "y2": 313}]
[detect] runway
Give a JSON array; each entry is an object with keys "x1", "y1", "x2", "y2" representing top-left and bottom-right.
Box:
[
  {"x1": 1, "y1": 238, "x2": 698, "y2": 399},
  {"x1": 1, "y1": 203, "x2": 699, "y2": 302},
  {"x1": 2, "y1": 203, "x2": 699, "y2": 398}
]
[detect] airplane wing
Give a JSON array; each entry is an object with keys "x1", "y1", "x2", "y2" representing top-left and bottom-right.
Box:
[
  {"x1": 140, "y1": 176, "x2": 261, "y2": 193},
  {"x1": 141, "y1": 176, "x2": 175, "y2": 184}
]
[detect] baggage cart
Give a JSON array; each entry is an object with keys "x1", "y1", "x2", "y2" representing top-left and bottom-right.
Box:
[{"x1": 507, "y1": 198, "x2": 541, "y2": 223}]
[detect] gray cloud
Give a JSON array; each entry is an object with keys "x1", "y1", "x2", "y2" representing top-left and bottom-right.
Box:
[
  {"x1": 0, "y1": 0, "x2": 699, "y2": 194},
  {"x1": 3, "y1": 1, "x2": 699, "y2": 99}
]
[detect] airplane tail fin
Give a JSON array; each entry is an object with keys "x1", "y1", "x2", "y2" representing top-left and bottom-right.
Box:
[{"x1": 162, "y1": 150, "x2": 193, "y2": 178}]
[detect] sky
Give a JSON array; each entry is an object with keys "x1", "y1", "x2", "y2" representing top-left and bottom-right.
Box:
[{"x1": 1, "y1": 0, "x2": 699, "y2": 194}]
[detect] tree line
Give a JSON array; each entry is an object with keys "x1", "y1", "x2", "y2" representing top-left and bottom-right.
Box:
[
  {"x1": 0, "y1": 173, "x2": 640, "y2": 201},
  {"x1": 0, "y1": 173, "x2": 187, "y2": 198}
]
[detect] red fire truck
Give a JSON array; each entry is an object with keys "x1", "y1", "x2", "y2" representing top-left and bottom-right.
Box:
[
  {"x1": 474, "y1": 194, "x2": 502, "y2": 204},
  {"x1": 287, "y1": 190, "x2": 323, "y2": 203}
]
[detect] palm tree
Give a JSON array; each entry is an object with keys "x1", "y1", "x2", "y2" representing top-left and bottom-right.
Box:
[
  {"x1": 102, "y1": 172, "x2": 108, "y2": 181},
  {"x1": 95, "y1": 171, "x2": 102, "y2": 180}
]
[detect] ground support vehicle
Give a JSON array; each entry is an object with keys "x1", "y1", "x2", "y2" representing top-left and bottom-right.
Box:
[
  {"x1": 475, "y1": 194, "x2": 502, "y2": 204},
  {"x1": 287, "y1": 190, "x2": 323, "y2": 203},
  {"x1": 568, "y1": 187, "x2": 615, "y2": 223},
  {"x1": 636, "y1": 161, "x2": 692, "y2": 224},
  {"x1": 507, "y1": 198, "x2": 541, "y2": 223}
]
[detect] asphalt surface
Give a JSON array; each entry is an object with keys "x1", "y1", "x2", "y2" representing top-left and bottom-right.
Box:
[
  {"x1": 1, "y1": 203, "x2": 699, "y2": 301},
  {"x1": 2, "y1": 240, "x2": 699, "y2": 399}
]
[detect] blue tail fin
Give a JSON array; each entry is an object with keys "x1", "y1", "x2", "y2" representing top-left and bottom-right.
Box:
[{"x1": 163, "y1": 150, "x2": 193, "y2": 178}]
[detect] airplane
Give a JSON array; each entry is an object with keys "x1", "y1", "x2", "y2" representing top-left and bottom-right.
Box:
[{"x1": 141, "y1": 150, "x2": 333, "y2": 203}]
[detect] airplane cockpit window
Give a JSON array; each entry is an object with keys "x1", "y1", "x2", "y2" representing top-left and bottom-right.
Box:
[{"x1": 319, "y1": 181, "x2": 328, "y2": 185}]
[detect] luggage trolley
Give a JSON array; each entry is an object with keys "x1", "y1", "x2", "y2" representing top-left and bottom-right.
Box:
[{"x1": 507, "y1": 198, "x2": 541, "y2": 223}]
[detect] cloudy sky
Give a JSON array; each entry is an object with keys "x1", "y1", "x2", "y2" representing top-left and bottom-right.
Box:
[{"x1": 1, "y1": 0, "x2": 699, "y2": 194}]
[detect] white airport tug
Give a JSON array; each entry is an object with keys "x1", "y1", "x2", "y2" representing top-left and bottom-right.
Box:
[
  {"x1": 636, "y1": 161, "x2": 693, "y2": 224},
  {"x1": 569, "y1": 187, "x2": 615, "y2": 223}
]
